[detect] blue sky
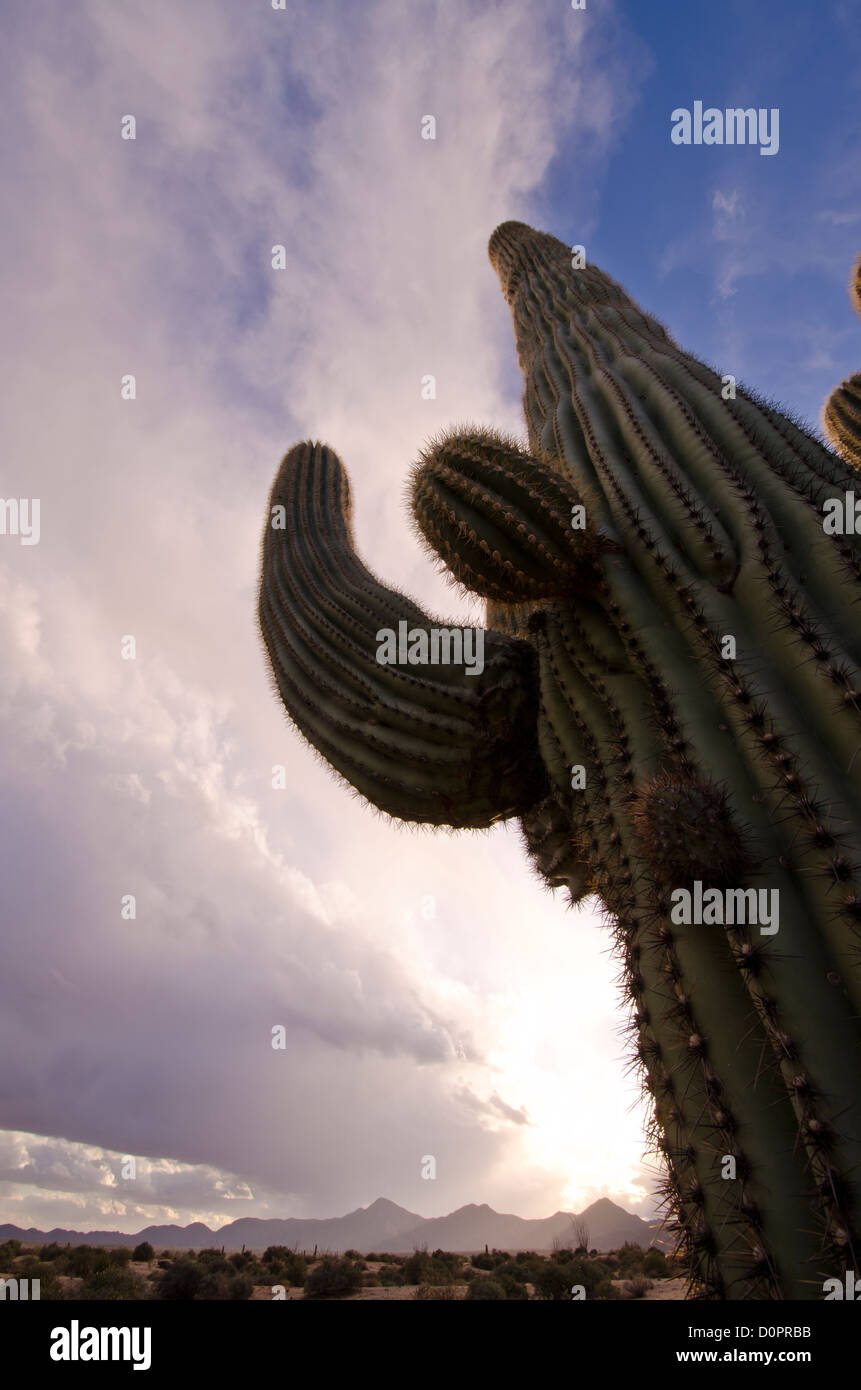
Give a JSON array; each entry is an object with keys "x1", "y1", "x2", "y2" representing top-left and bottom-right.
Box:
[{"x1": 0, "y1": 0, "x2": 858, "y2": 1235}]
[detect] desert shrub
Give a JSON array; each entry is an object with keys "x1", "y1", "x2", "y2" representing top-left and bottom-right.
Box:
[
  {"x1": 415, "y1": 1282, "x2": 458, "y2": 1300},
  {"x1": 0, "y1": 1240, "x2": 22, "y2": 1261},
  {"x1": 616, "y1": 1242, "x2": 646, "y2": 1275},
  {"x1": 226, "y1": 1273, "x2": 253, "y2": 1300},
  {"x1": 156, "y1": 1258, "x2": 207, "y2": 1300},
  {"x1": 466, "y1": 1276, "x2": 505, "y2": 1300},
  {"x1": 304, "y1": 1257, "x2": 363, "y2": 1300},
  {"x1": 132, "y1": 1242, "x2": 154, "y2": 1263},
  {"x1": 622, "y1": 1274, "x2": 653, "y2": 1300},
  {"x1": 643, "y1": 1248, "x2": 669, "y2": 1277},
  {"x1": 155, "y1": 1257, "x2": 256, "y2": 1301},
  {"x1": 263, "y1": 1250, "x2": 306, "y2": 1286},
  {"x1": 594, "y1": 1278, "x2": 622, "y2": 1300},
  {"x1": 497, "y1": 1255, "x2": 542, "y2": 1283},
  {"x1": 76, "y1": 1265, "x2": 147, "y2": 1301},
  {"x1": 431, "y1": 1249, "x2": 461, "y2": 1272},
  {"x1": 63, "y1": 1246, "x2": 114, "y2": 1280},
  {"x1": 12, "y1": 1257, "x2": 65, "y2": 1299},
  {"x1": 344, "y1": 1249, "x2": 362, "y2": 1260},
  {"x1": 196, "y1": 1249, "x2": 230, "y2": 1273},
  {"x1": 471, "y1": 1252, "x2": 495, "y2": 1271},
  {"x1": 37, "y1": 1243, "x2": 64, "y2": 1262},
  {"x1": 403, "y1": 1251, "x2": 453, "y2": 1285},
  {"x1": 376, "y1": 1264, "x2": 405, "y2": 1287},
  {"x1": 496, "y1": 1272, "x2": 529, "y2": 1300},
  {"x1": 229, "y1": 1251, "x2": 252, "y2": 1271},
  {"x1": 534, "y1": 1260, "x2": 577, "y2": 1301}
]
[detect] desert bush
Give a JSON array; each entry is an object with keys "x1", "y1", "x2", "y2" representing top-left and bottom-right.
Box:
[
  {"x1": 156, "y1": 1258, "x2": 206, "y2": 1300},
  {"x1": 534, "y1": 1260, "x2": 574, "y2": 1301},
  {"x1": 643, "y1": 1248, "x2": 669, "y2": 1277},
  {"x1": 616, "y1": 1242, "x2": 646, "y2": 1275},
  {"x1": 226, "y1": 1273, "x2": 253, "y2": 1300},
  {"x1": 622, "y1": 1274, "x2": 653, "y2": 1300},
  {"x1": 196, "y1": 1248, "x2": 230, "y2": 1273},
  {"x1": 403, "y1": 1251, "x2": 453, "y2": 1285},
  {"x1": 155, "y1": 1258, "x2": 256, "y2": 1301},
  {"x1": 470, "y1": 1252, "x2": 495, "y2": 1271},
  {"x1": 62, "y1": 1246, "x2": 113, "y2": 1280},
  {"x1": 594, "y1": 1278, "x2": 622, "y2": 1300},
  {"x1": 498, "y1": 1255, "x2": 543, "y2": 1283},
  {"x1": 304, "y1": 1257, "x2": 363, "y2": 1300},
  {"x1": 496, "y1": 1272, "x2": 529, "y2": 1300},
  {"x1": 131, "y1": 1242, "x2": 154, "y2": 1263},
  {"x1": 431, "y1": 1249, "x2": 462, "y2": 1272},
  {"x1": 376, "y1": 1264, "x2": 404, "y2": 1287},
  {"x1": 75, "y1": 1265, "x2": 147, "y2": 1301},
  {"x1": 0, "y1": 1239, "x2": 22, "y2": 1261},
  {"x1": 262, "y1": 1250, "x2": 306, "y2": 1285},
  {"x1": 37, "y1": 1243, "x2": 64, "y2": 1262},
  {"x1": 415, "y1": 1282, "x2": 458, "y2": 1300},
  {"x1": 13, "y1": 1257, "x2": 65, "y2": 1299},
  {"x1": 466, "y1": 1276, "x2": 505, "y2": 1300}
]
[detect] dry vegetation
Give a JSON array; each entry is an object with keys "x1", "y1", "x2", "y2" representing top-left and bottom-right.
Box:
[{"x1": 0, "y1": 1237, "x2": 687, "y2": 1300}]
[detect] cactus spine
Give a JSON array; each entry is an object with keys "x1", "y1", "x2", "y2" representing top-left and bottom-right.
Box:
[{"x1": 259, "y1": 221, "x2": 861, "y2": 1299}]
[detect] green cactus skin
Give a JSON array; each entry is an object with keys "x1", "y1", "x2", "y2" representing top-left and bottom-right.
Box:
[
  {"x1": 823, "y1": 253, "x2": 861, "y2": 468},
  {"x1": 259, "y1": 222, "x2": 861, "y2": 1299}
]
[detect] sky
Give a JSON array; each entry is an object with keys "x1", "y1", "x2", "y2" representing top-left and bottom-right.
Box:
[{"x1": 0, "y1": 0, "x2": 859, "y2": 1235}]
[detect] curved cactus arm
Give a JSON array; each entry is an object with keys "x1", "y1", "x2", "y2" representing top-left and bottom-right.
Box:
[
  {"x1": 258, "y1": 440, "x2": 546, "y2": 827},
  {"x1": 824, "y1": 371, "x2": 861, "y2": 469},
  {"x1": 822, "y1": 253, "x2": 861, "y2": 468}
]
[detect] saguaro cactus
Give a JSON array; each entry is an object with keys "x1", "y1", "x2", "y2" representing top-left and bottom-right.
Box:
[
  {"x1": 823, "y1": 253, "x2": 861, "y2": 468},
  {"x1": 259, "y1": 221, "x2": 861, "y2": 1299}
]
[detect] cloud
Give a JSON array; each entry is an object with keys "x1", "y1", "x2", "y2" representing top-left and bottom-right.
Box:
[{"x1": 0, "y1": 0, "x2": 654, "y2": 1230}]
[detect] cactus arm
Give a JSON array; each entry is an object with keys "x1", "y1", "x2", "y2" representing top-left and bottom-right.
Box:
[
  {"x1": 823, "y1": 253, "x2": 861, "y2": 468},
  {"x1": 824, "y1": 372, "x2": 861, "y2": 469},
  {"x1": 258, "y1": 441, "x2": 546, "y2": 828}
]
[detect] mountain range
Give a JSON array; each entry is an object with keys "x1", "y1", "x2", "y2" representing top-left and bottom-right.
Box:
[{"x1": 0, "y1": 1196, "x2": 667, "y2": 1254}]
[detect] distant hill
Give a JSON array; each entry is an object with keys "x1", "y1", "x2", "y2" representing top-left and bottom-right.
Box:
[{"x1": 0, "y1": 1195, "x2": 666, "y2": 1254}]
